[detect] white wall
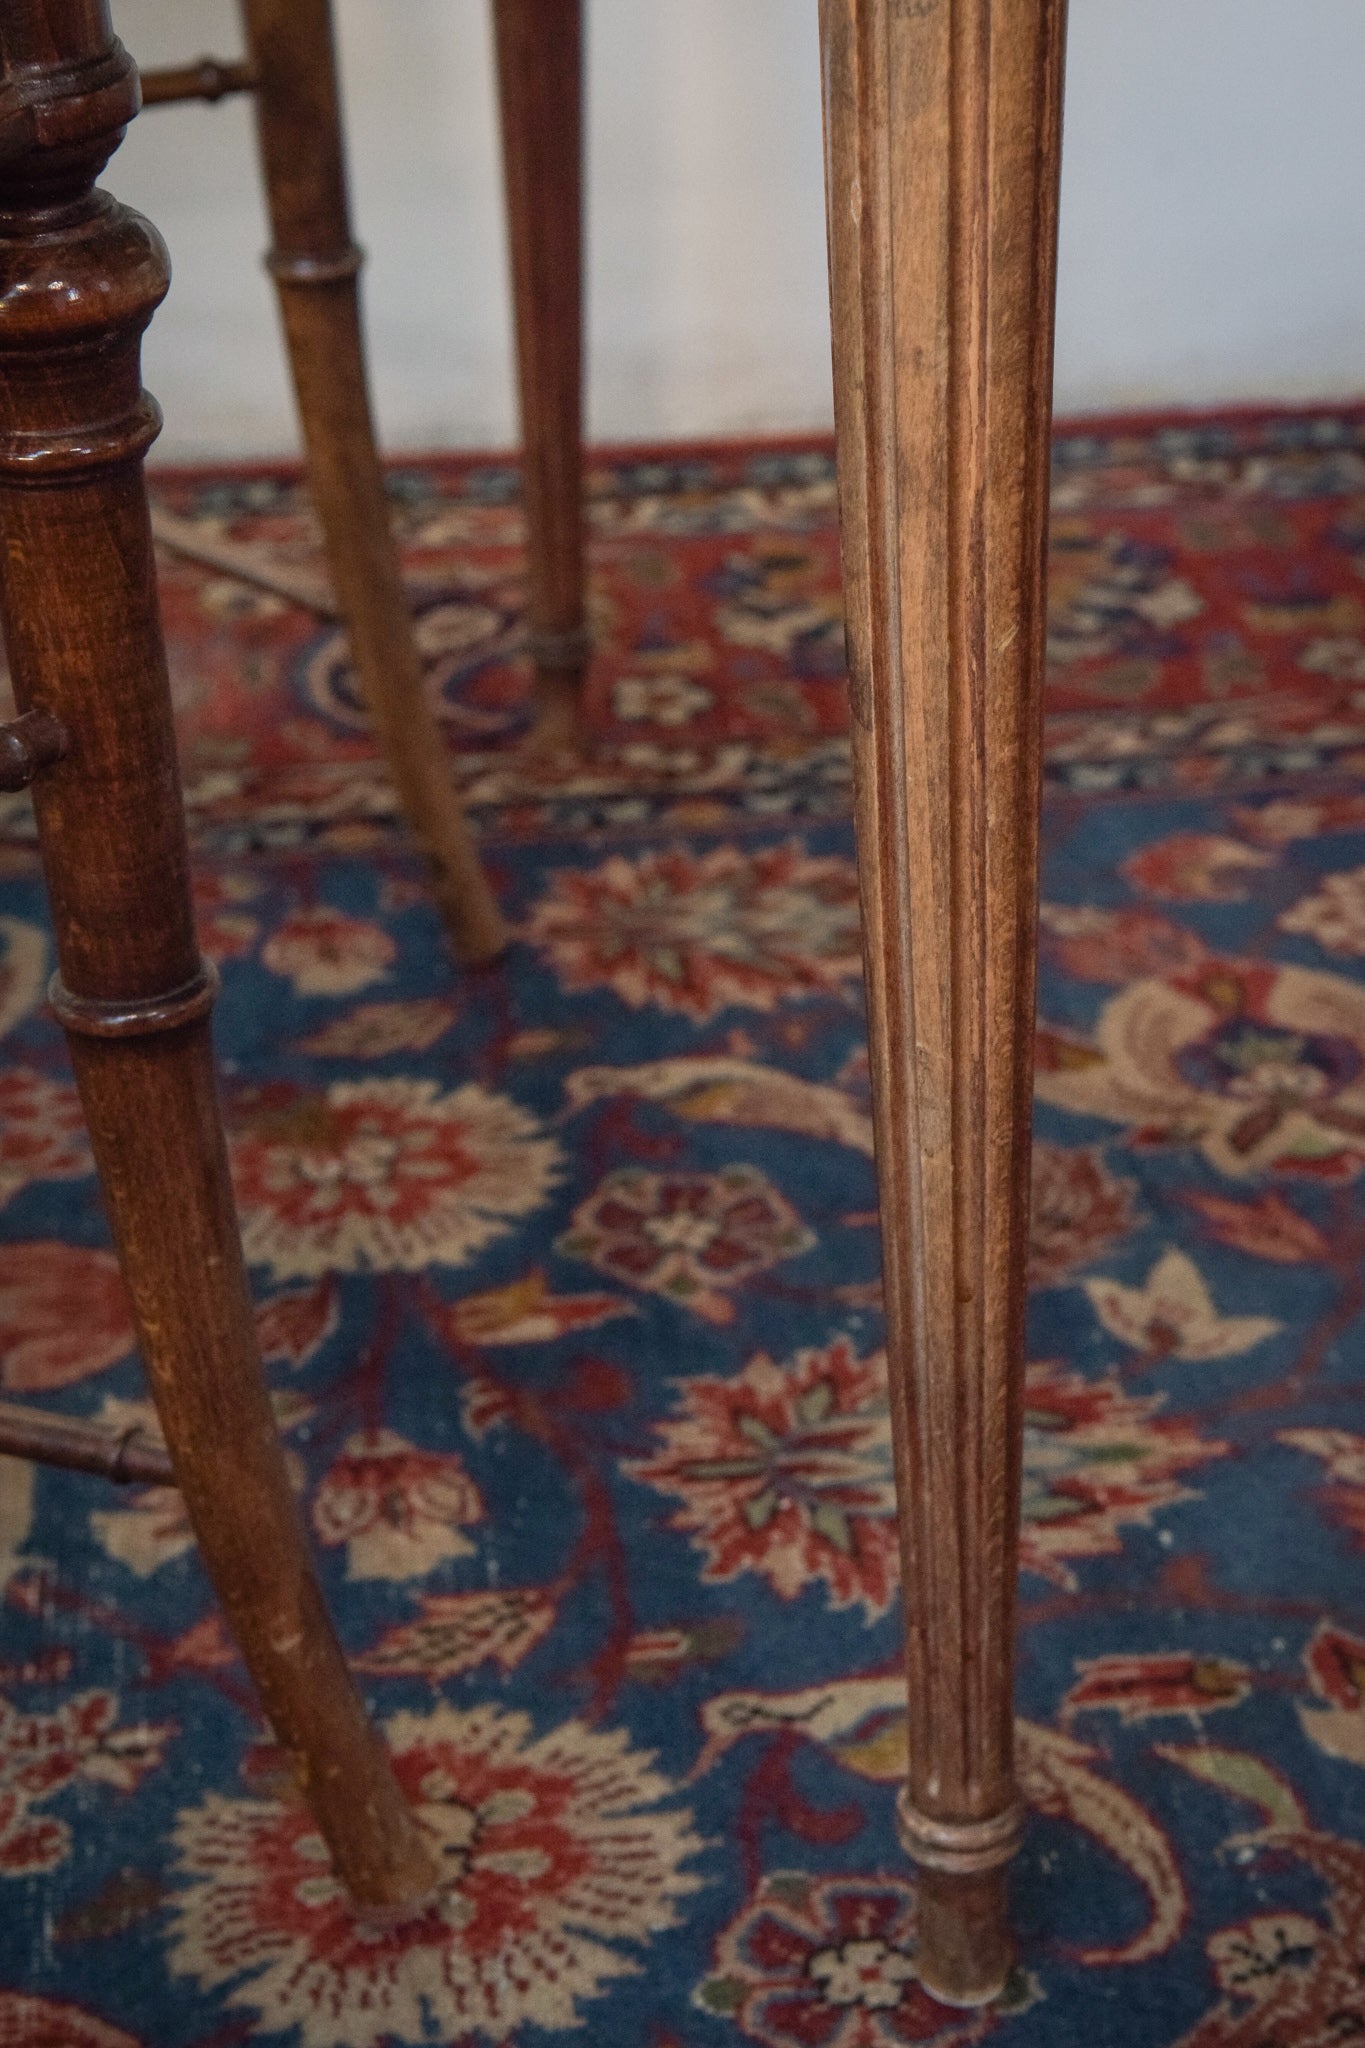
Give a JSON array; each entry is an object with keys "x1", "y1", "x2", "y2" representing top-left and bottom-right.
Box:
[{"x1": 113, "y1": 0, "x2": 1365, "y2": 461}]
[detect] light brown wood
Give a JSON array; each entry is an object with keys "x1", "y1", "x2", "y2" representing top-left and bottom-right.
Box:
[
  {"x1": 239, "y1": 0, "x2": 507, "y2": 962},
  {"x1": 0, "y1": 0, "x2": 438, "y2": 1916},
  {"x1": 492, "y1": 0, "x2": 588, "y2": 756},
  {"x1": 150, "y1": 500, "x2": 340, "y2": 617},
  {"x1": 818, "y1": 0, "x2": 1067, "y2": 2004},
  {"x1": 139, "y1": 56, "x2": 256, "y2": 107}
]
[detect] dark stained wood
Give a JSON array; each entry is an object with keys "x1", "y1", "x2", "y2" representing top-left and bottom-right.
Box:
[
  {"x1": 0, "y1": 706, "x2": 67, "y2": 789},
  {"x1": 492, "y1": 0, "x2": 588, "y2": 756},
  {"x1": 0, "y1": 1399, "x2": 175, "y2": 1485},
  {"x1": 0, "y1": 0, "x2": 437, "y2": 1914},
  {"x1": 238, "y1": 0, "x2": 507, "y2": 963},
  {"x1": 138, "y1": 55, "x2": 256, "y2": 107},
  {"x1": 818, "y1": 0, "x2": 1067, "y2": 2004}
]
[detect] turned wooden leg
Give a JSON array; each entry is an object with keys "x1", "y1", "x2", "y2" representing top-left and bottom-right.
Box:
[
  {"x1": 819, "y1": 0, "x2": 1067, "y2": 2005},
  {"x1": 0, "y1": 5, "x2": 438, "y2": 1915},
  {"x1": 492, "y1": 0, "x2": 588, "y2": 756},
  {"x1": 239, "y1": 0, "x2": 506, "y2": 963}
]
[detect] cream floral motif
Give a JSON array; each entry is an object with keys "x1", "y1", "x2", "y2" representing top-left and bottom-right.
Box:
[
  {"x1": 1084, "y1": 1249, "x2": 1282, "y2": 1361},
  {"x1": 613, "y1": 673, "x2": 713, "y2": 726},
  {"x1": 230, "y1": 1078, "x2": 561, "y2": 1279},
  {"x1": 311, "y1": 1430, "x2": 484, "y2": 1581},
  {"x1": 1036, "y1": 960, "x2": 1365, "y2": 1180},
  {"x1": 262, "y1": 907, "x2": 396, "y2": 996},
  {"x1": 0, "y1": 1689, "x2": 173, "y2": 1878},
  {"x1": 1279, "y1": 866, "x2": 1365, "y2": 958},
  {"x1": 168, "y1": 1703, "x2": 704, "y2": 2047}
]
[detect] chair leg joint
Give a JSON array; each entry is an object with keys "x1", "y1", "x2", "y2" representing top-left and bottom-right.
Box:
[
  {"x1": 49, "y1": 961, "x2": 219, "y2": 1040},
  {"x1": 896, "y1": 1791, "x2": 1024, "y2": 1877},
  {"x1": 0, "y1": 708, "x2": 68, "y2": 791},
  {"x1": 266, "y1": 244, "x2": 364, "y2": 288}
]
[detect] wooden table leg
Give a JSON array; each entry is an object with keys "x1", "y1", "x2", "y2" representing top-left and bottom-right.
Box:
[
  {"x1": 818, "y1": 0, "x2": 1067, "y2": 2005},
  {"x1": 0, "y1": 2, "x2": 437, "y2": 1916},
  {"x1": 239, "y1": 0, "x2": 507, "y2": 965},
  {"x1": 492, "y1": 0, "x2": 589, "y2": 757}
]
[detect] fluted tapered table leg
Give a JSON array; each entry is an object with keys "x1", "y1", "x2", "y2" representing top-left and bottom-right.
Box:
[{"x1": 818, "y1": 0, "x2": 1067, "y2": 2004}]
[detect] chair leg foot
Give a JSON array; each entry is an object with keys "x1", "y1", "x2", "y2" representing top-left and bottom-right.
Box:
[
  {"x1": 526, "y1": 659, "x2": 589, "y2": 764},
  {"x1": 916, "y1": 1870, "x2": 1013, "y2": 2009}
]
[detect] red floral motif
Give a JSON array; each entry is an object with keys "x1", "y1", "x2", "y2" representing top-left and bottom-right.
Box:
[
  {"x1": 1020, "y1": 1360, "x2": 1225, "y2": 1588},
  {"x1": 625, "y1": 1338, "x2": 899, "y2": 1619},
  {"x1": 0, "y1": 1994, "x2": 143, "y2": 2046},
  {"x1": 254, "y1": 1279, "x2": 339, "y2": 1369},
  {"x1": 167, "y1": 1703, "x2": 702, "y2": 2046},
  {"x1": 526, "y1": 841, "x2": 862, "y2": 1020},
  {"x1": 446, "y1": 1267, "x2": 634, "y2": 1345},
  {"x1": 191, "y1": 868, "x2": 261, "y2": 964},
  {"x1": 1295, "y1": 1621, "x2": 1365, "y2": 1772},
  {"x1": 1279, "y1": 1430, "x2": 1365, "y2": 1548},
  {"x1": 629, "y1": 1346, "x2": 1220, "y2": 1614},
  {"x1": 229, "y1": 1077, "x2": 561, "y2": 1279},
  {"x1": 354, "y1": 1588, "x2": 556, "y2": 1680},
  {"x1": 1304, "y1": 1621, "x2": 1365, "y2": 1712},
  {"x1": 0, "y1": 1690, "x2": 173, "y2": 1878},
  {"x1": 1029, "y1": 1142, "x2": 1139, "y2": 1286},
  {"x1": 1122, "y1": 833, "x2": 1272, "y2": 903},
  {"x1": 0, "y1": 1242, "x2": 134, "y2": 1392},
  {"x1": 261, "y1": 907, "x2": 396, "y2": 996},
  {"x1": 0, "y1": 1068, "x2": 89, "y2": 1208},
  {"x1": 697, "y1": 1872, "x2": 1014, "y2": 2047},
  {"x1": 1062, "y1": 1652, "x2": 1251, "y2": 1724},
  {"x1": 1174, "y1": 1834, "x2": 1365, "y2": 2047},
  {"x1": 298, "y1": 997, "x2": 458, "y2": 1058},
  {"x1": 1236, "y1": 792, "x2": 1365, "y2": 846},
  {"x1": 1185, "y1": 1189, "x2": 1331, "y2": 1264},
  {"x1": 559, "y1": 1165, "x2": 813, "y2": 1323},
  {"x1": 1039, "y1": 903, "x2": 1209, "y2": 984},
  {"x1": 311, "y1": 1429, "x2": 484, "y2": 1582}
]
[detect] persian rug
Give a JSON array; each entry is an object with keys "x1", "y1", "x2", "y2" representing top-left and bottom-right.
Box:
[{"x1": 1, "y1": 406, "x2": 1365, "y2": 2045}]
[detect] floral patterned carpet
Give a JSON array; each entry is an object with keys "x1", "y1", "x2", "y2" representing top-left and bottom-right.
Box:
[{"x1": 3, "y1": 408, "x2": 1365, "y2": 2044}]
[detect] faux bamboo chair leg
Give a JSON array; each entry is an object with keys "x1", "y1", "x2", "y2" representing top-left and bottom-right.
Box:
[
  {"x1": 0, "y1": 4, "x2": 438, "y2": 1917},
  {"x1": 492, "y1": 0, "x2": 589, "y2": 756},
  {"x1": 238, "y1": 0, "x2": 507, "y2": 964},
  {"x1": 819, "y1": 0, "x2": 1067, "y2": 2006}
]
